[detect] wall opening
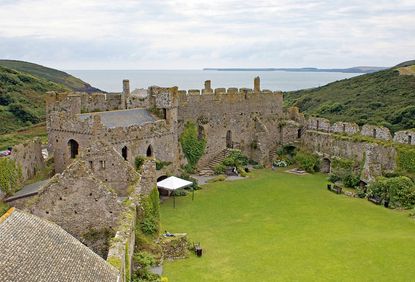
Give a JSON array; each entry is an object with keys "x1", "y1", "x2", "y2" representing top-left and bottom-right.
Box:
[
  {"x1": 198, "y1": 125, "x2": 205, "y2": 140},
  {"x1": 226, "y1": 130, "x2": 233, "y2": 148},
  {"x1": 297, "y1": 128, "x2": 302, "y2": 139},
  {"x1": 122, "y1": 146, "x2": 128, "y2": 160},
  {"x1": 68, "y1": 139, "x2": 79, "y2": 159},
  {"x1": 342, "y1": 124, "x2": 346, "y2": 133},
  {"x1": 162, "y1": 108, "x2": 167, "y2": 119},
  {"x1": 146, "y1": 145, "x2": 153, "y2": 157},
  {"x1": 321, "y1": 158, "x2": 331, "y2": 173},
  {"x1": 408, "y1": 135, "x2": 412, "y2": 145},
  {"x1": 373, "y1": 128, "x2": 377, "y2": 138},
  {"x1": 316, "y1": 120, "x2": 320, "y2": 130},
  {"x1": 157, "y1": 175, "x2": 169, "y2": 196}
]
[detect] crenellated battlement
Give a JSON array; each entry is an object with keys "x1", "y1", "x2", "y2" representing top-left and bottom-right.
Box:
[{"x1": 306, "y1": 116, "x2": 414, "y2": 145}]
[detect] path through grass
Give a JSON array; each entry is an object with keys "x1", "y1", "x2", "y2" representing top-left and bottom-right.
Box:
[{"x1": 160, "y1": 169, "x2": 415, "y2": 281}]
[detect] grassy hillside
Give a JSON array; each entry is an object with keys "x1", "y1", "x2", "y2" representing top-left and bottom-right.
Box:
[
  {"x1": 0, "y1": 65, "x2": 67, "y2": 134},
  {"x1": 0, "y1": 60, "x2": 101, "y2": 93},
  {"x1": 284, "y1": 61, "x2": 415, "y2": 132}
]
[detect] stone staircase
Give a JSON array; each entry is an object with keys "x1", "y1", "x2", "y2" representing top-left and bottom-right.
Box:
[{"x1": 199, "y1": 149, "x2": 232, "y2": 176}]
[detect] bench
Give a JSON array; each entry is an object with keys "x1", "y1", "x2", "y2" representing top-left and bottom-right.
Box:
[
  {"x1": 327, "y1": 184, "x2": 342, "y2": 194},
  {"x1": 368, "y1": 195, "x2": 382, "y2": 205}
]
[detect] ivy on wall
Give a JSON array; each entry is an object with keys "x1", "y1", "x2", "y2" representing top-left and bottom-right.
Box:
[
  {"x1": 0, "y1": 158, "x2": 22, "y2": 195},
  {"x1": 397, "y1": 146, "x2": 415, "y2": 174},
  {"x1": 179, "y1": 122, "x2": 206, "y2": 169}
]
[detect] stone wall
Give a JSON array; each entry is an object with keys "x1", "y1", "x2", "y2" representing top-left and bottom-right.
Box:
[
  {"x1": 10, "y1": 138, "x2": 45, "y2": 182},
  {"x1": 80, "y1": 141, "x2": 140, "y2": 196},
  {"x1": 107, "y1": 204, "x2": 136, "y2": 282},
  {"x1": 307, "y1": 117, "x2": 331, "y2": 132},
  {"x1": 302, "y1": 130, "x2": 396, "y2": 182},
  {"x1": 361, "y1": 124, "x2": 392, "y2": 141},
  {"x1": 177, "y1": 85, "x2": 284, "y2": 165},
  {"x1": 139, "y1": 159, "x2": 157, "y2": 196},
  {"x1": 394, "y1": 130, "x2": 415, "y2": 145},
  {"x1": 330, "y1": 122, "x2": 360, "y2": 135},
  {"x1": 23, "y1": 160, "x2": 125, "y2": 258}
]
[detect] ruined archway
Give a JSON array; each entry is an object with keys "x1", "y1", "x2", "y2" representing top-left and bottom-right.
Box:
[
  {"x1": 68, "y1": 139, "x2": 79, "y2": 159},
  {"x1": 226, "y1": 130, "x2": 233, "y2": 148},
  {"x1": 157, "y1": 175, "x2": 169, "y2": 196},
  {"x1": 321, "y1": 158, "x2": 331, "y2": 173},
  {"x1": 146, "y1": 145, "x2": 153, "y2": 157},
  {"x1": 122, "y1": 146, "x2": 128, "y2": 161}
]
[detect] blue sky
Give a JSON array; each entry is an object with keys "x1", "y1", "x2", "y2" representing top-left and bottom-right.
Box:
[{"x1": 0, "y1": 0, "x2": 414, "y2": 69}]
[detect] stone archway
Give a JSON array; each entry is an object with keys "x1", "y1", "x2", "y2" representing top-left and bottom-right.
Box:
[
  {"x1": 157, "y1": 175, "x2": 169, "y2": 196},
  {"x1": 321, "y1": 158, "x2": 331, "y2": 173},
  {"x1": 146, "y1": 145, "x2": 153, "y2": 157},
  {"x1": 68, "y1": 139, "x2": 79, "y2": 159}
]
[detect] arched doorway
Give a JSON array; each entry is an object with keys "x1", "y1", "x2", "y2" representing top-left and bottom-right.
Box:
[
  {"x1": 122, "y1": 146, "x2": 128, "y2": 160},
  {"x1": 68, "y1": 139, "x2": 79, "y2": 159},
  {"x1": 146, "y1": 145, "x2": 153, "y2": 157},
  {"x1": 226, "y1": 130, "x2": 233, "y2": 148},
  {"x1": 321, "y1": 158, "x2": 331, "y2": 173},
  {"x1": 157, "y1": 175, "x2": 169, "y2": 196}
]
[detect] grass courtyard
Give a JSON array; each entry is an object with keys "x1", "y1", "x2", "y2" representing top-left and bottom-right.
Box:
[{"x1": 160, "y1": 169, "x2": 415, "y2": 281}]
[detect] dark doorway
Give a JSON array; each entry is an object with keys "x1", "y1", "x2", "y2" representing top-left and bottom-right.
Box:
[
  {"x1": 68, "y1": 139, "x2": 79, "y2": 159},
  {"x1": 122, "y1": 146, "x2": 128, "y2": 160},
  {"x1": 226, "y1": 130, "x2": 233, "y2": 148},
  {"x1": 408, "y1": 135, "x2": 412, "y2": 145},
  {"x1": 321, "y1": 158, "x2": 331, "y2": 173},
  {"x1": 146, "y1": 145, "x2": 153, "y2": 157},
  {"x1": 297, "y1": 128, "x2": 302, "y2": 139}
]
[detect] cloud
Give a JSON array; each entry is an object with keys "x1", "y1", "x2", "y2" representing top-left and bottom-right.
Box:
[{"x1": 0, "y1": 0, "x2": 414, "y2": 68}]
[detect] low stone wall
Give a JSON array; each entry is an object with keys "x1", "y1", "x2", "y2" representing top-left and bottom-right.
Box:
[
  {"x1": 107, "y1": 203, "x2": 137, "y2": 282},
  {"x1": 361, "y1": 124, "x2": 392, "y2": 141},
  {"x1": 394, "y1": 130, "x2": 415, "y2": 145},
  {"x1": 10, "y1": 138, "x2": 45, "y2": 182}
]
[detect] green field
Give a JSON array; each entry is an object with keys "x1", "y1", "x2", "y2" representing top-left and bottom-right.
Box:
[{"x1": 160, "y1": 169, "x2": 415, "y2": 281}]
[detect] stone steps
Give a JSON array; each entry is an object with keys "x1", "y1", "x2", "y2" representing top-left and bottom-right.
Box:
[{"x1": 199, "y1": 149, "x2": 232, "y2": 176}]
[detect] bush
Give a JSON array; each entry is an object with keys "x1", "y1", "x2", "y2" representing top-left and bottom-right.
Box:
[
  {"x1": 328, "y1": 174, "x2": 341, "y2": 184},
  {"x1": 155, "y1": 160, "x2": 171, "y2": 170},
  {"x1": 273, "y1": 160, "x2": 288, "y2": 167},
  {"x1": 179, "y1": 172, "x2": 199, "y2": 190},
  {"x1": 253, "y1": 164, "x2": 264, "y2": 169},
  {"x1": 207, "y1": 175, "x2": 226, "y2": 183},
  {"x1": 135, "y1": 156, "x2": 145, "y2": 171},
  {"x1": 8, "y1": 103, "x2": 40, "y2": 124},
  {"x1": 343, "y1": 174, "x2": 360, "y2": 188},
  {"x1": 294, "y1": 151, "x2": 320, "y2": 173},
  {"x1": 368, "y1": 176, "x2": 415, "y2": 208},
  {"x1": 214, "y1": 164, "x2": 226, "y2": 175},
  {"x1": 132, "y1": 251, "x2": 160, "y2": 282}
]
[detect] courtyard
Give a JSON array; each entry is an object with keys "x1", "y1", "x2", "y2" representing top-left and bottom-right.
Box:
[{"x1": 161, "y1": 169, "x2": 415, "y2": 281}]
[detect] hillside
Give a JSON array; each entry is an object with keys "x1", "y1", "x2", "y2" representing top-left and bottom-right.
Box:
[
  {"x1": 0, "y1": 65, "x2": 67, "y2": 134},
  {"x1": 284, "y1": 61, "x2": 415, "y2": 132},
  {"x1": 0, "y1": 60, "x2": 101, "y2": 93}
]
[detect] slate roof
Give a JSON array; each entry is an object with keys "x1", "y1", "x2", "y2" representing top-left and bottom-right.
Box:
[
  {"x1": 0, "y1": 208, "x2": 119, "y2": 282},
  {"x1": 79, "y1": 108, "x2": 157, "y2": 128}
]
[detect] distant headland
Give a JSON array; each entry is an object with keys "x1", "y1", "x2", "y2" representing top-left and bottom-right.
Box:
[{"x1": 203, "y1": 66, "x2": 387, "y2": 74}]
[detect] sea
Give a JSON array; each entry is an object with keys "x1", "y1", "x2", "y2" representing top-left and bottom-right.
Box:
[{"x1": 66, "y1": 70, "x2": 360, "y2": 93}]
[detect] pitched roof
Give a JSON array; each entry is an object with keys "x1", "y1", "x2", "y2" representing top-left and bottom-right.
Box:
[
  {"x1": 79, "y1": 108, "x2": 157, "y2": 128},
  {"x1": 0, "y1": 208, "x2": 119, "y2": 282}
]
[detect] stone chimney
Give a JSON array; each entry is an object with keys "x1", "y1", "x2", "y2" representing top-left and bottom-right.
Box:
[
  {"x1": 122, "y1": 79, "x2": 130, "y2": 109},
  {"x1": 254, "y1": 76, "x2": 260, "y2": 93}
]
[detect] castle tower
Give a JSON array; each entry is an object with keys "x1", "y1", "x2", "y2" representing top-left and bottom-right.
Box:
[
  {"x1": 254, "y1": 76, "x2": 261, "y2": 93},
  {"x1": 204, "y1": 80, "x2": 212, "y2": 92},
  {"x1": 122, "y1": 79, "x2": 130, "y2": 109}
]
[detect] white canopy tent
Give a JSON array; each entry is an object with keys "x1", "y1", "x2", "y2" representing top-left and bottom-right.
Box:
[{"x1": 157, "y1": 176, "x2": 194, "y2": 208}]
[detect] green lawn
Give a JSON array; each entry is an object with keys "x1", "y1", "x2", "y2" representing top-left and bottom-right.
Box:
[{"x1": 160, "y1": 169, "x2": 415, "y2": 281}]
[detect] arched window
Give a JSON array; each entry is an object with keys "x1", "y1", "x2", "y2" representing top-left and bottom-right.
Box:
[
  {"x1": 122, "y1": 146, "x2": 128, "y2": 160},
  {"x1": 226, "y1": 130, "x2": 233, "y2": 148},
  {"x1": 68, "y1": 139, "x2": 79, "y2": 159},
  {"x1": 146, "y1": 145, "x2": 153, "y2": 157}
]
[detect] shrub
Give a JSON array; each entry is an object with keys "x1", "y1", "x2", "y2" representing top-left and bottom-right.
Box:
[
  {"x1": 132, "y1": 251, "x2": 160, "y2": 282},
  {"x1": 155, "y1": 160, "x2": 171, "y2": 170},
  {"x1": 207, "y1": 175, "x2": 226, "y2": 183},
  {"x1": 179, "y1": 172, "x2": 200, "y2": 190},
  {"x1": 222, "y1": 150, "x2": 249, "y2": 167},
  {"x1": 294, "y1": 151, "x2": 320, "y2": 173},
  {"x1": 273, "y1": 160, "x2": 288, "y2": 167},
  {"x1": 8, "y1": 103, "x2": 40, "y2": 124},
  {"x1": 368, "y1": 176, "x2": 415, "y2": 208},
  {"x1": 343, "y1": 174, "x2": 360, "y2": 188},
  {"x1": 135, "y1": 156, "x2": 145, "y2": 171},
  {"x1": 214, "y1": 164, "x2": 226, "y2": 175},
  {"x1": 253, "y1": 164, "x2": 264, "y2": 169}
]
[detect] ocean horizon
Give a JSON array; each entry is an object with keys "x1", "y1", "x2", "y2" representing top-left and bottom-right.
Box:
[{"x1": 66, "y1": 69, "x2": 360, "y2": 93}]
